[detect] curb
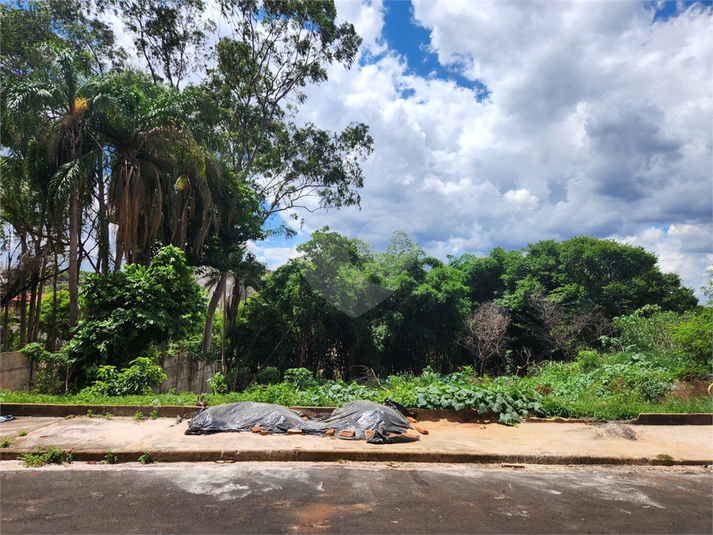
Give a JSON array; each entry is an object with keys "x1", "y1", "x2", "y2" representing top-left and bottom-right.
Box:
[
  {"x1": 1, "y1": 447, "x2": 709, "y2": 466},
  {"x1": 630, "y1": 413, "x2": 712, "y2": 425},
  {"x1": 2, "y1": 404, "x2": 711, "y2": 425}
]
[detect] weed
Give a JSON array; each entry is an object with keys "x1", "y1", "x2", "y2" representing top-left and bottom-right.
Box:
[
  {"x1": 105, "y1": 412, "x2": 113, "y2": 419},
  {"x1": 102, "y1": 450, "x2": 118, "y2": 464},
  {"x1": 0, "y1": 436, "x2": 12, "y2": 448},
  {"x1": 656, "y1": 453, "x2": 674, "y2": 461},
  {"x1": 19, "y1": 446, "x2": 72, "y2": 467},
  {"x1": 150, "y1": 409, "x2": 158, "y2": 420},
  {"x1": 133, "y1": 411, "x2": 143, "y2": 421},
  {"x1": 86, "y1": 409, "x2": 94, "y2": 418},
  {"x1": 138, "y1": 450, "x2": 151, "y2": 464},
  {"x1": 18, "y1": 431, "x2": 27, "y2": 437}
]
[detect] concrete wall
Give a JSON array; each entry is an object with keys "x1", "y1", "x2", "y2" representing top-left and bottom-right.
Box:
[
  {"x1": 0, "y1": 351, "x2": 215, "y2": 394},
  {"x1": 154, "y1": 354, "x2": 217, "y2": 395},
  {"x1": 0, "y1": 352, "x2": 32, "y2": 390}
]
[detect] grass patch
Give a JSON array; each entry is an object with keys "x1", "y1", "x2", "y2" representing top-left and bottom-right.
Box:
[
  {"x1": 1, "y1": 436, "x2": 12, "y2": 448},
  {"x1": 18, "y1": 431, "x2": 27, "y2": 437}
]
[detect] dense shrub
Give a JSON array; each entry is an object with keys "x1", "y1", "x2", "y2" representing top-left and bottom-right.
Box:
[{"x1": 81, "y1": 358, "x2": 167, "y2": 397}]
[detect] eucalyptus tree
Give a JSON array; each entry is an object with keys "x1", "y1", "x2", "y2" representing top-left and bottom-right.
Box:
[
  {"x1": 93, "y1": 0, "x2": 214, "y2": 89},
  {"x1": 1, "y1": 0, "x2": 125, "y2": 80},
  {"x1": 195, "y1": 0, "x2": 373, "y2": 356}
]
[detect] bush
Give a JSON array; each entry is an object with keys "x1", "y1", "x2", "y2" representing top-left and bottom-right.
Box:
[
  {"x1": 207, "y1": 372, "x2": 229, "y2": 394},
  {"x1": 81, "y1": 357, "x2": 167, "y2": 397},
  {"x1": 671, "y1": 308, "x2": 712, "y2": 368},
  {"x1": 63, "y1": 246, "x2": 206, "y2": 382},
  {"x1": 256, "y1": 367, "x2": 279, "y2": 385},
  {"x1": 612, "y1": 305, "x2": 683, "y2": 353},
  {"x1": 21, "y1": 343, "x2": 74, "y2": 395},
  {"x1": 284, "y1": 368, "x2": 319, "y2": 389}
]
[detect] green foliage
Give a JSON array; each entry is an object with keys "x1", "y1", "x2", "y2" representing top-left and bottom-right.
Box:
[
  {"x1": 611, "y1": 305, "x2": 683, "y2": 353},
  {"x1": 138, "y1": 449, "x2": 151, "y2": 464},
  {"x1": 21, "y1": 343, "x2": 74, "y2": 395},
  {"x1": 284, "y1": 368, "x2": 319, "y2": 389},
  {"x1": 577, "y1": 350, "x2": 600, "y2": 372},
  {"x1": 102, "y1": 449, "x2": 118, "y2": 464},
  {"x1": 38, "y1": 289, "x2": 71, "y2": 342},
  {"x1": 64, "y1": 246, "x2": 206, "y2": 379},
  {"x1": 207, "y1": 372, "x2": 228, "y2": 394},
  {"x1": 81, "y1": 358, "x2": 167, "y2": 397},
  {"x1": 0, "y1": 436, "x2": 12, "y2": 448},
  {"x1": 19, "y1": 446, "x2": 72, "y2": 467},
  {"x1": 670, "y1": 308, "x2": 712, "y2": 367},
  {"x1": 18, "y1": 431, "x2": 28, "y2": 437},
  {"x1": 133, "y1": 411, "x2": 144, "y2": 421},
  {"x1": 256, "y1": 367, "x2": 280, "y2": 385},
  {"x1": 150, "y1": 409, "x2": 158, "y2": 420}
]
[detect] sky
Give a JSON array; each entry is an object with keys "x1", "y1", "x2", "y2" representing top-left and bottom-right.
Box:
[{"x1": 105, "y1": 0, "x2": 713, "y2": 300}]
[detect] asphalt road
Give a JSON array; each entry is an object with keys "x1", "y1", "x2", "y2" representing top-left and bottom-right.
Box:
[{"x1": 1, "y1": 462, "x2": 711, "y2": 534}]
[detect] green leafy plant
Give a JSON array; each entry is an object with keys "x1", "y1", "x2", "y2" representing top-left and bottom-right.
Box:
[
  {"x1": 63, "y1": 246, "x2": 206, "y2": 381},
  {"x1": 284, "y1": 368, "x2": 319, "y2": 389},
  {"x1": 19, "y1": 446, "x2": 72, "y2": 467},
  {"x1": 82, "y1": 358, "x2": 167, "y2": 397},
  {"x1": 0, "y1": 436, "x2": 12, "y2": 448},
  {"x1": 102, "y1": 450, "x2": 118, "y2": 464},
  {"x1": 86, "y1": 409, "x2": 94, "y2": 418},
  {"x1": 133, "y1": 411, "x2": 144, "y2": 421},
  {"x1": 150, "y1": 409, "x2": 158, "y2": 420},
  {"x1": 207, "y1": 371, "x2": 229, "y2": 394},
  {"x1": 138, "y1": 450, "x2": 151, "y2": 464},
  {"x1": 18, "y1": 431, "x2": 28, "y2": 437}
]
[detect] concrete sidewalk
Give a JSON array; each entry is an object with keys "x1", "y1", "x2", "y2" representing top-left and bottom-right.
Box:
[{"x1": 0, "y1": 414, "x2": 710, "y2": 466}]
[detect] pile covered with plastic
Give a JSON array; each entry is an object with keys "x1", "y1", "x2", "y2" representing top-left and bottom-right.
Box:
[{"x1": 185, "y1": 400, "x2": 420, "y2": 444}]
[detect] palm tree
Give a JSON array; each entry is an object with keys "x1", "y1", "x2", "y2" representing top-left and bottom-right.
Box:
[
  {"x1": 88, "y1": 70, "x2": 213, "y2": 267},
  {"x1": 4, "y1": 45, "x2": 98, "y2": 327}
]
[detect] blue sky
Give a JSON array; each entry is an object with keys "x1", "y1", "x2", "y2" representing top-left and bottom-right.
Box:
[{"x1": 248, "y1": 0, "x2": 712, "y2": 300}]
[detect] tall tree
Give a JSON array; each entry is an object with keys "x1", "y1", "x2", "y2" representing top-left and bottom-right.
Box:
[
  {"x1": 5, "y1": 45, "x2": 100, "y2": 326},
  {"x1": 95, "y1": 0, "x2": 214, "y2": 89},
  {"x1": 87, "y1": 70, "x2": 212, "y2": 266}
]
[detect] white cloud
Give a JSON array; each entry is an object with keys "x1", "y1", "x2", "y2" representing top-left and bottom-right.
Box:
[
  {"x1": 99, "y1": 0, "x2": 712, "y2": 300},
  {"x1": 286, "y1": 0, "x2": 711, "y2": 299},
  {"x1": 247, "y1": 242, "x2": 302, "y2": 271},
  {"x1": 504, "y1": 189, "x2": 539, "y2": 210}
]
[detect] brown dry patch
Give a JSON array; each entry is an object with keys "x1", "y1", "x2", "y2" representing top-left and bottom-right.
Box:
[
  {"x1": 670, "y1": 379, "x2": 711, "y2": 401},
  {"x1": 291, "y1": 503, "x2": 371, "y2": 533},
  {"x1": 534, "y1": 384, "x2": 552, "y2": 395}
]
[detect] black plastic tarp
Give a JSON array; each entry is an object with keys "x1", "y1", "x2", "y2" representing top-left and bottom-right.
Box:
[{"x1": 185, "y1": 400, "x2": 418, "y2": 443}]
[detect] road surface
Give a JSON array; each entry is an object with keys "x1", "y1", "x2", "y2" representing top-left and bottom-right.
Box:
[{"x1": 1, "y1": 462, "x2": 710, "y2": 534}]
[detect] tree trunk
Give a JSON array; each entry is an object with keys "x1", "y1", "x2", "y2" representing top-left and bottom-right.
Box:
[
  {"x1": 201, "y1": 271, "x2": 228, "y2": 355},
  {"x1": 68, "y1": 193, "x2": 80, "y2": 326},
  {"x1": 48, "y1": 258, "x2": 58, "y2": 352},
  {"x1": 32, "y1": 277, "x2": 44, "y2": 343},
  {"x1": 19, "y1": 290, "x2": 27, "y2": 348},
  {"x1": 26, "y1": 277, "x2": 36, "y2": 343},
  {"x1": 97, "y1": 161, "x2": 110, "y2": 276},
  {"x1": 2, "y1": 300, "x2": 9, "y2": 352}
]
